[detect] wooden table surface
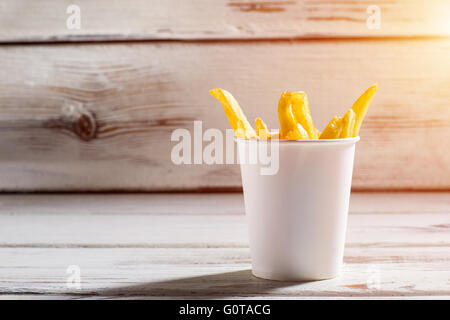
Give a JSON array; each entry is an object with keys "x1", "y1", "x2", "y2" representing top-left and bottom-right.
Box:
[{"x1": 0, "y1": 193, "x2": 449, "y2": 299}]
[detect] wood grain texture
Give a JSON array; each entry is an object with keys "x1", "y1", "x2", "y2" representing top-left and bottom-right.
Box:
[
  {"x1": 0, "y1": 40, "x2": 449, "y2": 191},
  {"x1": 0, "y1": 192, "x2": 448, "y2": 216},
  {"x1": 0, "y1": 193, "x2": 449, "y2": 248},
  {"x1": 0, "y1": 193, "x2": 448, "y2": 298},
  {"x1": 1, "y1": 0, "x2": 450, "y2": 42},
  {"x1": 1, "y1": 247, "x2": 449, "y2": 297}
]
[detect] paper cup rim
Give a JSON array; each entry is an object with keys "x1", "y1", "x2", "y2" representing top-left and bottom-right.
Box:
[{"x1": 235, "y1": 136, "x2": 360, "y2": 144}]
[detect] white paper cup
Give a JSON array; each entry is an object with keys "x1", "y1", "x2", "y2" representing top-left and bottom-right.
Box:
[{"x1": 237, "y1": 137, "x2": 359, "y2": 281}]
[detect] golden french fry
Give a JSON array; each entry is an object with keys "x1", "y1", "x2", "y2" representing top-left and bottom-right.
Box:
[
  {"x1": 284, "y1": 123, "x2": 309, "y2": 140},
  {"x1": 290, "y1": 92, "x2": 318, "y2": 139},
  {"x1": 315, "y1": 127, "x2": 321, "y2": 138},
  {"x1": 351, "y1": 84, "x2": 378, "y2": 136},
  {"x1": 320, "y1": 117, "x2": 343, "y2": 139},
  {"x1": 209, "y1": 88, "x2": 257, "y2": 139},
  {"x1": 211, "y1": 84, "x2": 377, "y2": 141},
  {"x1": 255, "y1": 117, "x2": 270, "y2": 140},
  {"x1": 340, "y1": 109, "x2": 356, "y2": 138},
  {"x1": 278, "y1": 92, "x2": 308, "y2": 140},
  {"x1": 236, "y1": 120, "x2": 246, "y2": 139}
]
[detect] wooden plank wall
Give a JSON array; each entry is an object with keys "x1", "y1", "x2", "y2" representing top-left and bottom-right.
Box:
[
  {"x1": 1, "y1": 0, "x2": 450, "y2": 41},
  {"x1": 0, "y1": 0, "x2": 449, "y2": 191}
]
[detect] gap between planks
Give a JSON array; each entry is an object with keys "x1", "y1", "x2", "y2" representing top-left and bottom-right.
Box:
[
  {"x1": 0, "y1": 192, "x2": 449, "y2": 215},
  {"x1": 2, "y1": 35, "x2": 450, "y2": 46}
]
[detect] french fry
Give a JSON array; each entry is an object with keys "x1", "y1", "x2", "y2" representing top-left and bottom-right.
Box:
[
  {"x1": 270, "y1": 132, "x2": 279, "y2": 140},
  {"x1": 290, "y1": 92, "x2": 318, "y2": 139},
  {"x1": 236, "y1": 120, "x2": 246, "y2": 139},
  {"x1": 320, "y1": 117, "x2": 343, "y2": 139},
  {"x1": 255, "y1": 117, "x2": 270, "y2": 140},
  {"x1": 209, "y1": 88, "x2": 258, "y2": 139},
  {"x1": 351, "y1": 84, "x2": 378, "y2": 136},
  {"x1": 340, "y1": 109, "x2": 356, "y2": 138},
  {"x1": 315, "y1": 128, "x2": 321, "y2": 138},
  {"x1": 278, "y1": 92, "x2": 309, "y2": 140},
  {"x1": 210, "y1": 84, "x2": 377, "y2": 141},
  {"x1": 284, "y1": 123, "x2": 309, "y2": 140}
]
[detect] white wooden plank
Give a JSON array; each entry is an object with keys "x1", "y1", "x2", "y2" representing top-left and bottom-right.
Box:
[
  {"x1": 0, "y1": 40, "x2": 449, "y2": 191},
  {"x1": 0, "y1": 193, "x2": 448, "y2": 216},
  {"x1": 0, "y1": 247, "x2": 448, "y2": 297},
  {"x1": 1, "y1": 0, "x2": 450, "y2": 42},
  {"x1": 0, "y1": 194, "x2": 448, "y2": 248},
  {"x1": 0, "y1": 193, "x2": 246, "y2": 216},
  {"x1": 0, "y1": 212, "x2": 448, "y2": 248},
  {"x1": 348, "y1": 192, "x2": 450, "y2": 214},
  {"x1": 0, "y1": 295, "x2": 76, "y2": 300},
  {"x1": 75, "y1": 296, "x2": 450, "y2": 300},
  {"x1": 0, "y1": 193, "x2": 448, "y2": 298}
]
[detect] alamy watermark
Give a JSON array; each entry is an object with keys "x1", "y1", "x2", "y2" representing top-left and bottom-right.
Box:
[
  {"x1": 366, "y1": 5, "x2": 381, "y2": 30},
  {"x1": 66, "y1": 265, "x2": 81, "y2": 289},
  {"x1": 171, "y1": 121, "x2": 279, "y2": 175},
  {"x1": 366, "y1": 265, "x2": 381, "y2": 290},
  {"x1": 66, "y1": 4, "x2": 81, "y2": 30}
]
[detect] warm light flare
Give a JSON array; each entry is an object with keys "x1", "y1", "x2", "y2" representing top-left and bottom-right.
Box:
[{"x1": 436, "y1": 3, "x2": 450, "y2": 35}]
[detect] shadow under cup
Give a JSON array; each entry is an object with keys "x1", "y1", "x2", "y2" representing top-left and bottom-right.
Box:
[{"x1": 237, "y1": 137, "x2": 360, "y2": 281}]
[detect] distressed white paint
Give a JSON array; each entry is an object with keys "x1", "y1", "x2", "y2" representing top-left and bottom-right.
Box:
[{"x1": 0, "y1": 193, "x2": 448, "y2": 298}]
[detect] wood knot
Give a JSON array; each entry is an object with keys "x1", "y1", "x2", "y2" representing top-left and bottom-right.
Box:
[
  {"x1": 73, "y1": 113, "x2": 96, "y2": 141},
  {"x1": 62, "y1": 102, "x2": 97, "y2": 141}
]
